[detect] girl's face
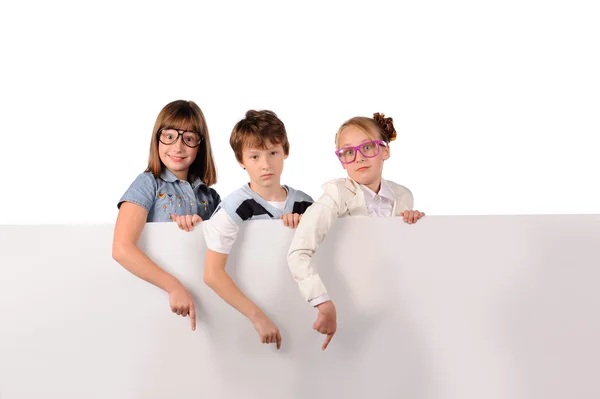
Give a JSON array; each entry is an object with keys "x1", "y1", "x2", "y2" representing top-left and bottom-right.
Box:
[
  {"x1": 158, "y1": 128, "x2": 200, "y2": 180},
  {"x1": 336, "y1": 125, "x2": 389, "y2": 190}
]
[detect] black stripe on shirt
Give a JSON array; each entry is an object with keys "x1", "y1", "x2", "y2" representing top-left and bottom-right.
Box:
[
  {"x1": 235, "y1": 199, "x2": 273, "y2": 221},
  {"x1": 292, "y1": 201, "x2": 313, "y2": 215}
]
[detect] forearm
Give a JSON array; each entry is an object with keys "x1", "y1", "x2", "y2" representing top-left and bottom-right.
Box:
[
  {"x1": 287, "y1": 202, "x2": 336, "y2": 302},
  {"x1": 112, "y1": 242, "x2": 180, "y2": 293},
  {"x1": 203, "y1": 250, "x2": 264, "y2": 321},
  {"x1": 288, "y1": 248, "x2": 329, "y2": 302}
]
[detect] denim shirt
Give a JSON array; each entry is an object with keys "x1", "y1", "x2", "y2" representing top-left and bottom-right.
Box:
[{"x1": 118, "y1": 169, "x2": 220, "y2": 222}]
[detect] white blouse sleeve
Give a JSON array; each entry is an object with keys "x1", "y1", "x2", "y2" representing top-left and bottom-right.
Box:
[{"x1": 287, "y1": 185, "x2": 340, "y2": 303}]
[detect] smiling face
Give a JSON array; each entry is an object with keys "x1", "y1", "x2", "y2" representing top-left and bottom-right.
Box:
[
  {"x1": 157, "y1": 127, "x2": 199, "y2": 181},
  {"x1": 159, "y1": 144, "x2": 196, "y2": 177},
  {"x1": 336, "y1": 124, "x2": 390, "y2": 192}
]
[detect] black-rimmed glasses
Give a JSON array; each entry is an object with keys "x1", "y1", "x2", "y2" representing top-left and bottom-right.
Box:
[{"x1": 158, "y1": 128, "x2": 203, "y2": 148}]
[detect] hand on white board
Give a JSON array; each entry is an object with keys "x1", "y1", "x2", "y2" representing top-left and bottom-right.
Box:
[
  {"x1": 314, "y1": 300, "x2": 337, "y2": 350},
  {"x1": 400, "y1": 210, "x2": 425, "y2": 224},
  {"x1": 280, "y1": 213, "x2": 301, "y2": 229},
  {"x1": 172, "y1": 214, "x2": 202, "y2": 232},
  {"x1": 251, "y1": 312, "x2": 282, "y2": 349},
  {"x1": 168, "y1": 283, "x2": 197, "y2": 331}
]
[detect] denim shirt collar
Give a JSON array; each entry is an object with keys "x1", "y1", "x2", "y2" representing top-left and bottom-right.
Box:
[{"x1": 160, "y1": 169, "x2": 205, "y2": 190}]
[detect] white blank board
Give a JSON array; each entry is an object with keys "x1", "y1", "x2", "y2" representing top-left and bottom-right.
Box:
[{"x1": 1, "y1": 215, "x2": 600, "y2": 399}]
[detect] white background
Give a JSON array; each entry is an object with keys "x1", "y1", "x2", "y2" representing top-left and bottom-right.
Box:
[{"x1": 0, "y1": 0, "x2": 599, "y2": 224}]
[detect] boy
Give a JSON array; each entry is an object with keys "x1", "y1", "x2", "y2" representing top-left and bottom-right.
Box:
[{"x1": 202, "y1": 110, "x2": 312, "y2": 349}]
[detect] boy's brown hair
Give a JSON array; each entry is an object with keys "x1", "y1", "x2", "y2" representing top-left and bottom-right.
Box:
[
  {"x1": 146, "y1": 100, "x2": 217, "y2": 186},
  {"x1": 230, "y1": 110, "x2": 290, "y2": 163}
]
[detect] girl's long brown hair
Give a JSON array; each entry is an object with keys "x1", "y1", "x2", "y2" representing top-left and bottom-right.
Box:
[{"x1": 146, "y1": 100, "x2": 217, "y2": 186}]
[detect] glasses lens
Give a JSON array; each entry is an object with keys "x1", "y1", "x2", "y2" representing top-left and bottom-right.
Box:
[
  {"x1": 182, "y1": 132, "x2": 201, "y2": 147},
  {"x1": 159, "y1": 129, "x2": 178, "y2": 145},
  {"x1": 360, "y1": 141, "x2": 380, "y2": 157},
  {"x1": 338, "y1": 148, "x2": 355, "y2": 163}
]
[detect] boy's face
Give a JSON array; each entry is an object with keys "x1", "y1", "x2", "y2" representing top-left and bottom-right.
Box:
[
  {"x1": 337, "y1": 125, "x2": 389, "y2": 188},
  {"x1": 239, "y1": 140, "x2": 287, "y2": 189}
]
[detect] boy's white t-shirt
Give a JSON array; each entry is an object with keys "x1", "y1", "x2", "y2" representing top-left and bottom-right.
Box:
[{"x1": 203, "y1": 200, "x2": 286, "y2": 254}]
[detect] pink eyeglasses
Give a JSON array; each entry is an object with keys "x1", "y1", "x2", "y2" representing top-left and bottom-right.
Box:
[{"x1": 335, "y1": 140, "x2": 387, "y2": 164}]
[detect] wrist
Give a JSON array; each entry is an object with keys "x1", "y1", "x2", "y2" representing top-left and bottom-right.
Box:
[
  {"x1": 248, "y1": 307, "x2": 265, "y2": 323},
  {"x1": 317, "y1": 300, "x2": 334, "y2": 312},
  {"x1": 163, "y1": 275, "x2": 182, "y2": 294}
]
